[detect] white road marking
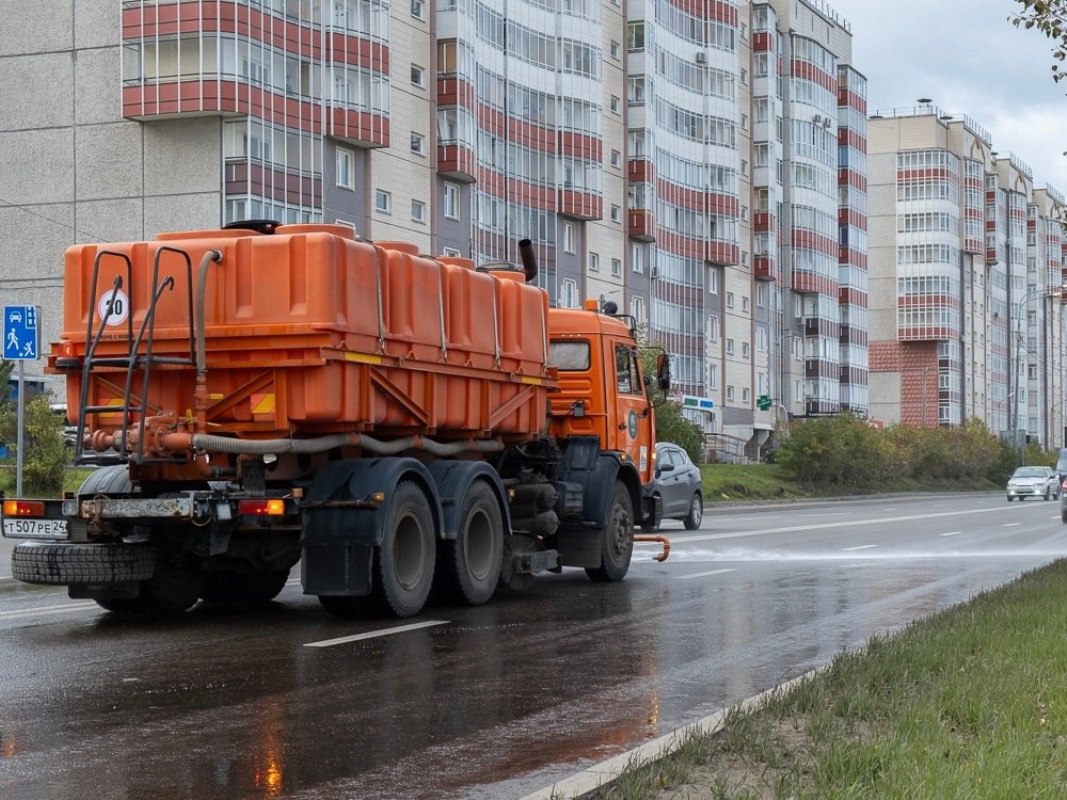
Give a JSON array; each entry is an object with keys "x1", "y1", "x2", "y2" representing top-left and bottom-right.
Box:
[
  {"x1": 304, "y1": 619, "x2": 449, "y2": 648},
  {"x1": 1003, "y1": 522, "x2": 1022, "y2": 527},
  {"x1": 938, "y1": 531, "x2": 964, "y2": 537},
  {"x1": 842, "y1": 544, "x2": 878, "y2": 551},
  {"x1": 678, "y1": 568, "x2": 736, "y2": 580},
  {"x1": 0, "y1": 601, "x2": 98, "y2": 620}
]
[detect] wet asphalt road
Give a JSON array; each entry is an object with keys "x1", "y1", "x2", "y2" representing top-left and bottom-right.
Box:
[{"x1": 1, "y1": 493, "x2": 1064, "y2": 799}]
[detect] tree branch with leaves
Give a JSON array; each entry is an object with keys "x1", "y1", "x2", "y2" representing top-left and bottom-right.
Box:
[{"x1": 1011, "y1": 1, "x2": 1067, "y2": 82}]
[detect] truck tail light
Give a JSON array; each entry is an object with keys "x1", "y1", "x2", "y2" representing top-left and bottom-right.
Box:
[
  {"x1": 238, "y1": 499, "x2": 286, "y2": 516},
  {"x1": 3, "y1": 499, "x2": 46, "y2": 518}
]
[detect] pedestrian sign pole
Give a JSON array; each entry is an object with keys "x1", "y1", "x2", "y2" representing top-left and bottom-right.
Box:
[{"x1": 4, "y1": 305, "x2": 41, "y2": 497}]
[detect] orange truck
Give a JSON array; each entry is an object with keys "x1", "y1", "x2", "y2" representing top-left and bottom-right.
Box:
[{"x1": 1, "y1": 222, "x2": 670, "y2": 617}]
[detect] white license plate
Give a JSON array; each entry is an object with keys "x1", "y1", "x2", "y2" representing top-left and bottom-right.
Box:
[{"x1": 2, "y1": 518, "x2": 69, "y2": 539}]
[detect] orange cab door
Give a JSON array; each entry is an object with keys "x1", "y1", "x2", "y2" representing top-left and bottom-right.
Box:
[{"x1": 610, "y1": 341, "x2": 653, "y2": 482}]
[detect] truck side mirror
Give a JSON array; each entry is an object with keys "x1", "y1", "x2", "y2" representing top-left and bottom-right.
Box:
[{"x1": 655, "y1": 353, "x2": 670, "y2": 393}]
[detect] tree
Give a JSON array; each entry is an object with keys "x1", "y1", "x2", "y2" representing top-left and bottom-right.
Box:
[
  {"x1": 638, "y1": 339, "x2": 705, "y2": 463},
  {"x1": 1011, "y1": 2, "x2": 1067, "y2": 83}
]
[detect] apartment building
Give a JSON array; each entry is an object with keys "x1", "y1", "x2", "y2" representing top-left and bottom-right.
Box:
[
  {"x1": 4, "y1": 0, "x2": 874, "y2": 458},
  {"x1": 867, "y1": 106, "x2": 1067, "y2": 446}
]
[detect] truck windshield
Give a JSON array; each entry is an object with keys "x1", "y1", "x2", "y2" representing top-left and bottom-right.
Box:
[{"x1": 550, "y1": 340, "x2": 590, "y2": 370}]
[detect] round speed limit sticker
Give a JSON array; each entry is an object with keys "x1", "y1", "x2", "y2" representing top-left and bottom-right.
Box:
[{"x1": 98, "y1": 288, "x2": 130, "y2": 327}]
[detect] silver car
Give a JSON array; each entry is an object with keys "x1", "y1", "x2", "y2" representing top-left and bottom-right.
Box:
[
  {"x1": 1006, "y1": 465, "x2": 1060, "y2": 502},
  {"x1": 644, "y1": 442, "x2": 703, "y2": 530}
]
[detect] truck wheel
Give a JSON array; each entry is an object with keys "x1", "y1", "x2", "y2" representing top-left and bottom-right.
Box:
[
  {"x1": 12, "y1": 541, "x2": 156, "y2": 585},
  {"x1": 586, "y1": 481, "x2": 634, "y2": 583},
  {"x1": 77, "y1": 463, "x2": 132, "y2": 495},
  {"x1": 369, "y1": 481, "x2": 436, "y2": 617},
  {"x1": 203, "y1": 569, "x2": 291, "y2": 604},
  {"x1": 434, "y1": 481, "x2": 503, "y2": 606}
]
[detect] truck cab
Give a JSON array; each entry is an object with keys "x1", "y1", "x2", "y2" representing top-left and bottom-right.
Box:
[{"x1": 547, "y1": 301, "x2": 655, "y2": 484}]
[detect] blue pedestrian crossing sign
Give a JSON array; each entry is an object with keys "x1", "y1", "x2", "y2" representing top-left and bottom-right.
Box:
[{"x1": 3, "y1": 305, "x2": 41, "y2": 361}]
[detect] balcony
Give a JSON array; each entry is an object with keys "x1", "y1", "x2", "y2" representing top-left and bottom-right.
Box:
[{"x1": 628, "y1": 209, "x2": 655, "y2": 241}]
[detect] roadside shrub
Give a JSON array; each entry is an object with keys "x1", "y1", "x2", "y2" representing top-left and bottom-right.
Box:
[
  {"x1": 652, "y1": 399, "x2": 705, "y2": 464},
  {"x1": 777, "y1": 415, "x2": 1009, "y2": 492},
  {"x1": 776, "y1": 413, "x2": 889, "y2": 490},
  {"x1": 0, "y1": 394, "x2": 66, "y2": 496}
]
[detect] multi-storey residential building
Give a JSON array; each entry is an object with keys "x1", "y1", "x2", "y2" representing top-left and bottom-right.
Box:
[
  {"x1": 35, "y1": 1, "x2": 1067, "y2": 458},
  {"x1": 867, "y1": 106, "x2": 1066, "y2": 446}
]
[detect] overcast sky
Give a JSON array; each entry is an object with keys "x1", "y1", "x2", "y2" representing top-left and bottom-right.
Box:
[{"x1": 828, "y1": 0, "x2": 1067, "y2": 193}]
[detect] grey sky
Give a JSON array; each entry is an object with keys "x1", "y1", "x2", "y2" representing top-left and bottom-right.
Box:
[{"x1": 829, "y1": 0, "x2": 1067, "y2": 193}]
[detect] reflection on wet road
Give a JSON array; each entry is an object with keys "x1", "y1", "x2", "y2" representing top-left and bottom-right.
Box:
[{"x1": 0, "y1": 494, "x2": 1063, "y2": 799}]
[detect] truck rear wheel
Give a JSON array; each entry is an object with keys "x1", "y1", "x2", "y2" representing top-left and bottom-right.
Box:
[
  {"x1": 434, "y1": 481, "x2": 503, "y2": 605},
  {"x1": 585, "y1": 481, "x2": 634, "y2": 582},
  {"x1": 203, "y1": 569, "x2": 291, "y2": 604},
  {"x1": 369, "y1": 481, "x2": 436, "y2": 617}
]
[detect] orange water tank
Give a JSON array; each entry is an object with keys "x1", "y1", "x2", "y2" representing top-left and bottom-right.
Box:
[{"x1": 52, "y1": 227, "x2": 555, "y2": 442}]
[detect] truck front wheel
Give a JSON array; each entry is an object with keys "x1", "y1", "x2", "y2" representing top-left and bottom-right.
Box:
[{"x1": 586, "y1": 481, "x2": 634, "y2": 582}]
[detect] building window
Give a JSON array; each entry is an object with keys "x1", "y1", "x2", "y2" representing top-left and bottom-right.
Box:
[
  {"x1": 726, "y1": 385, "x2": 735, "y2": 401},
  {"x1": 411, "y1": 0, "x2": 425, "y2": 19},
  {"x1": 631, "y1": 243, "x2": 643, "y2": 273},
  {"x1": 707, "y1": 315, "x2": 719, "y2": 341},
  {"x1": 726, "y1": 291, "x2": 735, "y2": 308},
  {"x1": 411, "y1": 132, "x2": 426, "y2": 155},
  {"x1": 741, "y1": 296, "x2": 749, "y2": 312},
  {"x1": 411, "y1": 64, "x2": 426, "y2": 88},
  {"x1": 375, "y1": 189, "x2": 391, "y2": 214},
  {"x1": 610, "y1": 95, "x2": 621, "y2": 114},
  {"x1": 411, "y1": 199, "x2": 426, "y2": 223},
  {"x1": 726, "y1": 338, "x2": 734, "y2": 355},
  {"x1": 611, "y1": 204, "x2": 621, "y2": 223},
  {"x1": 563, "y1": 222, "x2": 576, "y2": 253},
  {"x1": 756, "y1": 283, "x2": 767, "y2": 307},
  {"x1": 742, "y1": 341, "x2": 750, "y2": 358},
  {"x1": 442, "y1": 247, "x2": 461, "y2": 257},
  {"x1": 742, "y1": 387, "x2": 750, "y2": 402},
  {"x1": 561, "y1": 278, "x2": 578, "y2": 307},
  {"x1": 336, "y1": 147, "x2": 354, "y2": 190},
  {"x1": 709, "y1": 363, "x2": 719, "y2": 389},
  {"x1": 610, "y1": 149, "x2": 622, "y2": 168},
  {"x1": 610, "y1": 40, "x2": 621, "y2": 60},
  {"x1": 631, "y1": 296, "x2": 645, "y2": 324},
  {"x1": 611, "y1": 258, "x2": 621, "y2": 277},
  {"x1": 444, "y1": 182, "x2": 460, "y2": 219},
  {"x1": 589, "y1": 251, "x2": 600, "y2": 272}
]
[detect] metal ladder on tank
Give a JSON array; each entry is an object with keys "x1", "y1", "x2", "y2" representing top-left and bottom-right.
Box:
[{"x1": 75, "y1": 246, "x2": 197, "y2": 466}]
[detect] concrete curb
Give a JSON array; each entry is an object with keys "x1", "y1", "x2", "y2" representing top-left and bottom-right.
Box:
[{"x1": 518, "y1": 668, "x2": 821, "y2": 800}]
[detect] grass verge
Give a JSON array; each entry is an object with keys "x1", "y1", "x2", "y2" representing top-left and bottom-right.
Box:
[{"x1": 577, "y1": 559, "x2": 1067, "y2": 799}]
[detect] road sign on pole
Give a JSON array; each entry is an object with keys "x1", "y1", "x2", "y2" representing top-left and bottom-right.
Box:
[
  {"x1": 3, "y1": 305, "x2": 40, "y2": 361},
  {"x1": 3, "y1": 305, "x2": 41, "y2": 498}
]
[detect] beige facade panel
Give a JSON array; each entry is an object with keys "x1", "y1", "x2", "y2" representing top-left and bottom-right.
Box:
[
  {"x1": 74, "y1": 46, "x2": 122, "y2": 126},
  {"x1": 0, "y1": 53, "x2": 75, "y2": 129},
  {"x1": 0, "y1": 0, "x2": 74, "y2": 56},
  {"x1": 0, "y1": 204, "x2": 71, "y2": 282},
  {"x1": 143, "y1": 192, "x2": 223, "y2": 238},
  {"x1": 0, "y1": 128, "x2": 75, "y2": 205},
  {"x1": 75, "y1": 123, "x2": 145, "y2": 201},
  {"x1": 74, "y1": 0, "x2": 121, "y2": 51},
  {"x1": 143, "y1": 118, "x2": 223, "y2": 197}
]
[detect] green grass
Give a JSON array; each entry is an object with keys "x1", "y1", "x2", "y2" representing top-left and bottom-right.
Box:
[
  {"x1": 579, "y1": 560, "x2": 1067, "y2": 799},
  {"x1": 0, "y1": 465, "x2": 95, "y2": 496},
  {"x1": 700, "y1": 463, "x2": 808, "y2": 503}
]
